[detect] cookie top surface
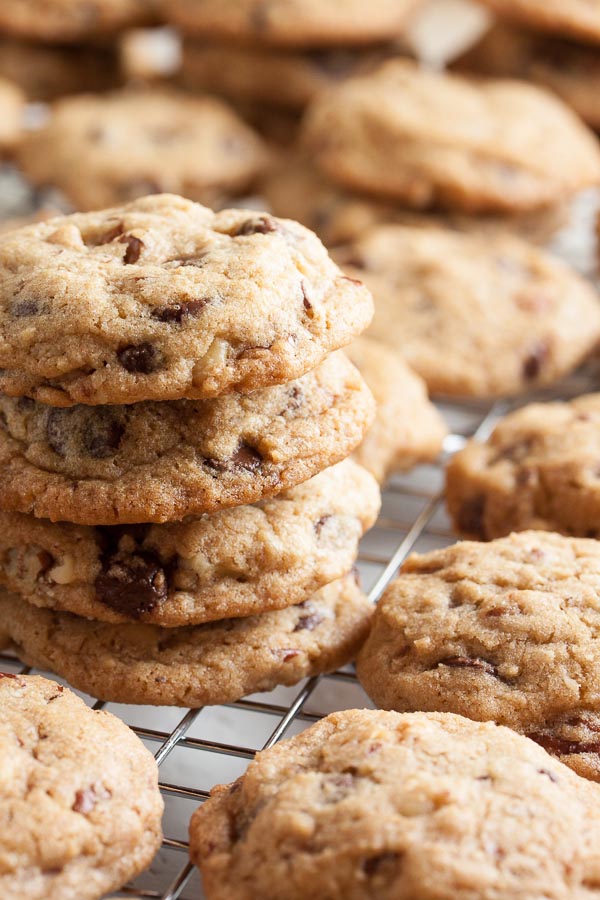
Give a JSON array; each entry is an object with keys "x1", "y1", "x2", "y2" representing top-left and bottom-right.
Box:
[
  {"x1": 302, "y1": 60, "x2": 600, "y2": 212},
  {"x1": 0, "y1": 351, "x2": 374, "y2": 525},
  {"x1": 357, "y1": 531, "x2": 600, "y2": 782},
  {"x1": 0, "y1": 0, "x2": 158, "y2": 42},
  {"x1": 0, "y1": 672, "x2": 163, "y2": 900},
  {"x1": 166, "y1": 0, "x2": 421, "y2": 47},
  {"x1": 0, "y1": 574, "x2": 372, "y2": 706},
  {"x1": 17, "y1": 91, "x2": 270, "y2": 212},
  {"x1": 337, "y1": 224, "x2": 600, "y2": 398},
  {"x1": 446, "y1": 392, "x2": 600, "y2": 539},
  {"x1": 0, "y1": 194, "x2": 373, "y2": 406},
  {"x1": 189, "y1": 707, "x2": 600, "y2": 900},
  {"x1": 0, "y1": 458, "x2": 380, "y2": 625},
  {"x1": 479, "y1": 0, "x2": 600, "y2": 44},
  {"x1": 347, "y1": 337, "x2": 447, "y2": 482}
]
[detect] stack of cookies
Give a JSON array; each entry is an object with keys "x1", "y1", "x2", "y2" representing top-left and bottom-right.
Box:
[{"x1": 0, "y1": 192, "x2": 379, "y2": 707}]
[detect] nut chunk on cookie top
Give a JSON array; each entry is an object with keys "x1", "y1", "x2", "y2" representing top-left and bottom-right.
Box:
[
  {"x1": 190, "y1": 708, "x2": 600, "y2": 900},
  {"x1": 302, "y1": 59, "x2": 600, "y2": 213},
  {"x1": 0, "y1": 673, "x2": 163, "y2": 900},
  {"x1": 0, "y1": 194, "x2": 373, "y2": 406}
]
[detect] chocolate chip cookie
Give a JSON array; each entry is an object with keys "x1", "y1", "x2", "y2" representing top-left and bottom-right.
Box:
[
  {"x1": 357, "y1": 531, "x2": 600, "y2": 782},
  {"x1": 0, "y1": 195, "x2": 373, "y2": 406},
  {"x1": 0, "y1": 573, "x2": 372, "y2": 706},
  {"x1": 0, "y1": 672, "x2": 163, "y2": 900},
  {"x1": 189, "y1": 707, "x2": 600, "y2": 900},
  {"x1": 454, "y1": 24, "x2": 600, "y2": 130},
  {"x1": 477, "y1": 0, "x2": 600, "y2": 44},
  {"x1": 0, "y1": 459, "x2": 380, "y2": 625},
  {"x1": 347, "y1": 337, "x2": 447, "y2": 483},
  {"x1": 17, "y1": 90, "x2": 270, "y2": 212},
  {"x1": 0, "y1": 76, "x2": 23, "y2": 152},
  {"x1": 337, "y1": 225, "x2": 600, "y2": 398},
  {"x1": 167, "y1": 0, "x2": 421, "y2": 47},
  {"x1": 446, "y1": 393, "x2": 600, "y2": 539},
  {"x1": 0, "y1": 0, "x2": 158, "y2": 43},
  {"x1": 0, "y1": 351, "x2": 374, "y2": 525},
  {"x1": 302, "y1": 60, "x2": 600, "y2": 212}
]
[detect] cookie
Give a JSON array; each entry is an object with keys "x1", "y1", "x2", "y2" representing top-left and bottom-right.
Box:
[
  {"x1": 454, "y1": 24, "x2": 600, "y2": 130},
  {"x1": 189, "y1": 707, "x2": 600, "y2": 900},
  {"x1": 0, "y1": 351, "x2": 374, "y2": 525},
  {"x1": 0, "y1": 573, "x2": 372, "y2": 706},
  {"x1": 477, "y1": 0, "x2": 600, "y2": 45},
  {"x1": 446, "y1": 393, "x2": 600, "y2": 539},
  {"x1": 0, "y1": 39, "x2": 121, "y2": 101},
  {"x1": 0, "y1": 672, "x2": 163, "y2": 900},
  {"x1": 0, "y1": 459, "x2": 380, "y2": 625},
  {"x1": 179, "y1": 40, "x2": 408, "y2": 111},
  {"x1": 17, "y1": 90, "x2": 271, "y2": 212},
  {"x1": 166, "y1": 0, "x2": 421, "y2": 48},
  {"x1": 261, "y1": 157, "x2": 570, "y2": 247},
  {"x1": 357, "y1": 531, "x2": 600, "y2": 782},
  {"x1": 336, "y1": 224, "x2": 600, "y2": 398},
  {"x1": 0, "y1": 195, "x2": 373, "y2": 406},
  {"x1": 302, "y1": 60, "x2": 600, "y2": 213},
  {"x1": 347, "y1": 337, "x2": 447, "y2": 483},
  {"x1": 0, "y1": 0, "x2": 158, "y2": 43},
  {"x1": 0, "y1": 76, "x2": 23, "y2": 152}
]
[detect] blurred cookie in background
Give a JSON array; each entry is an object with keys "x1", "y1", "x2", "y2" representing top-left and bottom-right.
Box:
[
  {"x1": 474, "y1": 0, "x2": 600, "y2": 45},
  {"x1": 0, "y1": 0, "x2": 160, "y2": 44},
  {"x1": 0, "y1": 77, "x2": 24, "y2": 153}
]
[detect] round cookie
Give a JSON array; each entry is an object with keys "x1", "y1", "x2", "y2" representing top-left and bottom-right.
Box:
[
  {"x1": 179, "y1": 40, "x2": 408, "y2": 111},
  {"x1": 347, "y1": 337, "x2": 447, "y2": 483},
  {"x1": 17, "y1": 90, "x2": 271, "y2": 212},
  {"x1": 336, "y1": 224, "x2": 600, "y2": 398},
  {"x1": 0, "y1": 459, "x2": 380, "y2": 625},
  {"x1": 477, "y1": 0, "x2": 600, "y2": 45},
  {"x1": 446, "y1": 393, "x2": 600, "y2": 539},
  {"x1": 302, "y1": 60, "x2": 600, "y2": 213},
  {"x1": 261, "y1": 157, "x2": 570, "y2": 247},
  {"x1": 357, "y1": 531, "x2": 600, "y2": 783},
  {"x1": 0, "y1": 195, "x2": 373, "y2": 406},
  {"x1": 0, "y1": 351, "x2": 374, "y2": 525},
  {"x1": 189, "y1": 707, "x2": 600, "y2": 900},
  {"x1": 0, "y1": 574, "x2": 372, "y2": 706},
  {"x1": 0, "y1": 77, "x2": 23, "y2": 152},
  {"x1": 0, "y1": 0, "x2": 158, "y2": 43},
  {"x1": 453, "y1": 24, "x2": 600, "y2": 130},
  {"x1": 166, "y1": 0, "x2": 421, "y2": 48},
  {"x1": 0, "y1": 672, "x2": 163, "y2": 900}
]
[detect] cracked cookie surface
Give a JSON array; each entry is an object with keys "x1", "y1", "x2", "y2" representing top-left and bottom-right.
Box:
[
  {"x1": 0, "y1": 194, "x2": 373, "y2": 406},
  {"x1": 189, "y1": 707, "x2": 600, "y2": 900},
  {"x1": 0, "y1": 459, "x2": 380, "y2": 625},
  {"x1": 357, "y1": 531, "x2": 600, "y2": 781},
  {"x1": 446, "y1": 393, "x2": 600, "y2": 539},
  {"x1": 0, "y1": 673, "x2": 163, "y2": 900},
  {"x1": 0, "y1": 574, "x2": 372, "y2": 706}
]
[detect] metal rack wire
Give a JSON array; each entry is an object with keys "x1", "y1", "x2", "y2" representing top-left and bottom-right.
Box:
[{"x1": 2, "y1": 371, "x2": 596, "y2": 900}]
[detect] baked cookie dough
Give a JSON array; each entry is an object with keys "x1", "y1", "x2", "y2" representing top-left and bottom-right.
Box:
[
  {"x1": 0, "y1": 574, "x2": 372, "y2": 706},
  {"x1": 347, "y1": 337, "x2": 447, "y2": 483},
  {"x1": 0, "y1": 0, "x2": 158, "y2": 43},
  {"x1": 189, "y1": 707, "x2": 600, "y2": 900},
  {"x1": 0, "y1": 459, "x2": 380, "y2": 625},
  {"x1": 446, "y1": 393, "x2": 600, "y2": 539},
  {"x1": 302, "y1": 60, "x2": 600, "y2": 213},
  {"x1": 0, "y1": 195, "x2": 373, "y2": 406},
  {"x1": 0, "y1": 352, "x2": 375, "y2": 525},
  {"x1": 0, "y1": 77, "x2": 23, "y2": 152},
  {"x1": 337, "y1": 224, "x2": 600, "y2": 398},
  {"x1": 477, "y1": 0, "x2": 600, "y2": 45},
  {"x1": 0, "y1": 672, "x2": 163, "y2": 900},
  {"x1": 357, "y1": 531, "x2": 600, "y2": 782}
]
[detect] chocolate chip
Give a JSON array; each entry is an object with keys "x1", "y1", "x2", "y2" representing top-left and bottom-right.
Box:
[
  {"x1": 86, "y1": 222, "x2": 123, "y2": 246},
  {"x1": 117, "y1": 342, "x2": 162, "y2": 374},
  {"x1": 119, "y1": 234, "x2": 144, "y2": 264},
  {"x1": 36, "y1": 549, "x2": 55, "y2": 578},
  {"x1": 538, "y1": 768, "x2": 558, "y2": 783},
  {"x1": 314, "y1": 515, "x2": 332, "y2": 535},
  {"x1": 362, "y1": 852, "x2": 403, "y2": 877},
  {"x1": 293, "y1": 612, "x2": 324, "y2": 632},
  {"x1": 456, "y1": 495, "x2": 486, "y2": 538},
  {"x1": 207, "y1": 443, "x2": 263, "y2": 474},
  {"x1": 285, "y1": 385, "x2": 303, "y2": 413},
  {"x1": 302, "y1": 282, "x2": 314, "y2": 316},
  {"x1": 46, "y1": 409, "x2": 68, "y2": 456},
  {"x1": 528, "y1": 732, "x2": 600, "y2": 757},
  {"x1": 151, "y1": 298, "x2": 208, "y2": 323},
  {"x1": 83, "y1": 412, "x2": 124, "y2": 459},
  {"x1": 46, "y1": 686, "x2": 64, "y2": 703},
  {"x1": 72, "y1": 784, "x2": 108, "y2": 815},
  {"x1": 95, "y1": 551, "x2": 168, "y2": 618},
  {"x1": 0, "y1": 672, "x2": 17, "y2": 679},
  {"x1": 12, "y1": 297, "x2": 44, "y2": 317},
  {"x1": 236, "y1": 215, "x2": 278, "y2": 236},
  {"x1": 522, "y1": 341, "x2": 549, "y2": 381},
  {"x1": 438, "y1": 656, "x2": 498, "y2": 677}
]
